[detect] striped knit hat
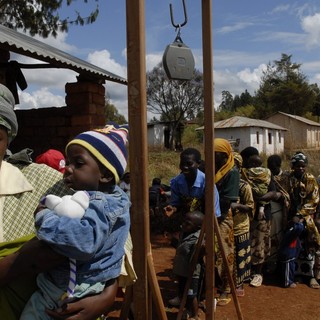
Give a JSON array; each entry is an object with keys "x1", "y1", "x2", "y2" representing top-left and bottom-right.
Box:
[{"x1": 66, "y1": 125, "x2": 128, "y2": 183}]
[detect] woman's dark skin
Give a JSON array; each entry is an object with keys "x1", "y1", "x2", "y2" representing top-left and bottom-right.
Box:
[
  {"x1": 0, "y1": 238, "x2": 118, "y2": 319},
  {"x1": 46, "y1": 279, "x2": 118, "y2": 320}
]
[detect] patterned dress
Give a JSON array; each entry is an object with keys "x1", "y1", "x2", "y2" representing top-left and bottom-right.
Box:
[
  {"x1": 288, "y1": 172, "x2": 320, "y2": 278},
  {"x1": 233, "y1": 179, "x2": 254, "y2": 287},
  {"x1": 215, "y1": 166, "x2": 240, "y2": 293},
  {"x1": 241, "y1": 167, "x2": 274, "y2": 267}
]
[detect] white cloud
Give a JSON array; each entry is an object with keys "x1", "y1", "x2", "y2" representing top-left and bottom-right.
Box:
[
  {"x1": 237, "y1": 64, "x2": 266, "y2": 86},
  {"x1": 146, "y1": 53, "x2": 162, "y2": 71},
  {"x1": 253, "y1": 31, "x2": 305, "y2": 45},
  {"x1": 217, "y1": 22, "x2": 254, "y2": 35},
  {"x1": 271, "y1": 5, "x2": 291, "y2": 14},
  {"x1": 17, "y1": 87, "x2": 65, "y2": 110},
  {"x1": 32, "y1": 32, "x2": 77, "y2": 53},
  {"x1": 87, "y1": 50, "x2": 127, "y2": 78},
  {"x1": 213, "y1": 65, "x2": 266, "y2": 106},
  {"x1": 301, "y1": 13, "x2": 320, "y2": 48}
]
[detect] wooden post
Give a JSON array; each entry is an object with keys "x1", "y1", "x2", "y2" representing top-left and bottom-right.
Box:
[
  {"x1": 202, "y1": 1, "x2": 215, "y2": 319},
  {"x1": 126, "y1": 1, "x2": 149, "y2": 319},
  {"x1": 213, "y1": 215, "x2": 244, "y2": 320},
  {"x1": 125, "y1": 1, "x2": 167, "y2": 319}
]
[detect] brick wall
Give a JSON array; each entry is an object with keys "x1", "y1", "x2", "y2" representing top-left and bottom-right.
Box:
[{"x1": 10, "y1": 81, "x2": 106, "y2": 159}]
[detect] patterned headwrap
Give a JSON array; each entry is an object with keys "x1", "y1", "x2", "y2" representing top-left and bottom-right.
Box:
[
  {"x1": 233, "y1": 152, "x2": 243, "y2": 168},
  {"x1": 214, "y1": 138, "x2": 234, "y2": 183},
  {"x1": 66, "y1": 124, "x2": 129, "y2": 183},
  {"x1": 0, "y1": 84, "x2": 18, "y2": 143},
  {"x1": 291, "y1": 151, "x2": 308, "y2": 166}
]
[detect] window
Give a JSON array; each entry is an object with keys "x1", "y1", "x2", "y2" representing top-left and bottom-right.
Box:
[
  {"x1": 278, "y1": 131, "x2": 281, "y2": 143},
  {"x1": 268, "y1": 132, "x2": 272, "y2": 144},
  {"x1": 256, "y1": 131, "x2": 259, "y2": 144}
]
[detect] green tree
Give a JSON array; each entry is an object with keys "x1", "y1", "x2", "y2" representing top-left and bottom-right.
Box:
[
  {"x1": 310, "y1": 83, "x2": 320, "y2": 122},
  {"x1": 147, "y1": 64, "x2": 204, "y2": 150},
  {"x1": 255, "y1": 53, "x2": 316, "y2": 117},
  {"x1": 0, "y1": 0, "x2": 99, "y2": 38},
  {"x1": 232, "y1": 94, "x2": 241, "y2": 111},
  {"x1": 218, "y1": 90, "x2": 234, "y2": 112},
  {"x1": 239, "y1": 89, "x2": 253, "y2": 107},
  {"x1": 104, "y1": 98, "x2": 127, "y2": 124}
]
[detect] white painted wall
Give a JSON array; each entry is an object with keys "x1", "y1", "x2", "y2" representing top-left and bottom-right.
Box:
[
  {"x1": 215, "y1": 127, "x2": 285, "y2": 155},
  {"x1": 147, "y1": 123, "x2": 167, "y2": 146}
]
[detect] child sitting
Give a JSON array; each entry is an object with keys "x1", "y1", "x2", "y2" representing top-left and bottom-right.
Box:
[
  {"x1": 20, "y1": 125, "x2": 131, "y2": 319},
  {"x1": 171, "y1": 210, "x2": 204, "y2": 320},
  {"x1": 278, "y1": 216, "x2": 304, "y2": 288}
]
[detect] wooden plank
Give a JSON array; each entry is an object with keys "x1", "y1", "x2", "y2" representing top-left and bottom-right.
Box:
[
  {"x1": 126, "y1": 1, "x2": 149, "y2": 319},
  {"x1": 201, "y1": 1, "x2": 215, "y2": 319}
]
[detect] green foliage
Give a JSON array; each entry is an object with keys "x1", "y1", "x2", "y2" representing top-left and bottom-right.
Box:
[
  {"x1": 0, "y1": 0, "x2": 99, "y2": 38},
  {"x1": 216, "y1": 53, "x2": 320, "y2": 120},
  {"x1": 104, "y1": 99, "x2": 127, "y2": 124},
  {"x1": 255, "y1": 53, "x2": 316, "y2": 118},
  {"x1": 235, "y1": 104, "x2": 255, "y2": 118},
  {"x1": 218, "y1": 89, "x2": 253, "y2": 113},
  {"x1": 215, "y1": 104, "x2": 255, "y2": 121},
  {"x1": 147, "y1": 144, "x2": 320, "y2": 187},
  {"x1": 218, "y1": 90, "x2": 234, "y2": 112},
  {"x1": 147, "y1": 148, "x2": 180, "y2": 186},
  {"x1": 303, "y1": 111, "x2": 320, "y2": 123},
  {"x1": 181, "y1": 124, "x2": 203, "y2": 146}
]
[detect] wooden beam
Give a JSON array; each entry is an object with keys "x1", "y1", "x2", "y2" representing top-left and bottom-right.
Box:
[
  {"x1": 126, "y1": 1, "x2": 149, "y2": 319},
  {"x1": 202, "y1": 1, "x2": 215, "y2": 319}
]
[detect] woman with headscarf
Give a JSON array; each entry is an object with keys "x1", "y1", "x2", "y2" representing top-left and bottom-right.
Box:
[
  {"x1": 287, "y1": 151, "x2": 320, "y2": 289},
  {"x1": 267, "y1": 154, "x2": 291, "y2": 268},
  {"x1": 214, "y1": 138, "x2": 240, "y2": 306},
  {"x1": 232, "y1": 152, "x2": 254, "y2": 296},
  {"x1": 240, "y1": 148, "x2": 276, "y2": 288},
  {"x1": 0, "y1": 84, "x2": 122, "y2": 319}
]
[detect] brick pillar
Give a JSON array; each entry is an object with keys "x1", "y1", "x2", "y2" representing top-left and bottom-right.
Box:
[{"x1": 65, "y1": 80, "x2": 106, "y2": 141}]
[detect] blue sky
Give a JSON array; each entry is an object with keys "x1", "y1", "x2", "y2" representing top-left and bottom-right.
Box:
[{"x1": 12, "y1": 0, "x2": 320, "y2": 120}]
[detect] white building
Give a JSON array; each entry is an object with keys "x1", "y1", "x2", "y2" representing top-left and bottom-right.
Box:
[
  {"x1": 265, "y1": 112, "x2": 320, "y2": 150},
  {"x1": 147, "y1": 122, "x2": 170, "y2": 148},
  {"x1": 197, "y1": 116, "x2": 287, "y2": 155}
]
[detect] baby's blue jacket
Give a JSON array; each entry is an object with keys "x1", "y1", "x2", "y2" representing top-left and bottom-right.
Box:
[{"x1": 35, "y1": 186, "x2": 131, "y2": 288}]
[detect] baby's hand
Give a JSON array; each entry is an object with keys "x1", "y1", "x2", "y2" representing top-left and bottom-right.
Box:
[
  {"x1": 257, "y1": 206, "x2": 265, "y2": 220},
  {"x1": 34, "y1": 203, "x2": 46, "y2": 217},
  {"x1": 164, "y1": 205, "x2": 176, "y2": 217}
]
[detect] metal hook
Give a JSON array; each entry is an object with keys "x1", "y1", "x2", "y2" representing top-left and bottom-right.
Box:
[{"x1": 170, "y1": 0, "x2": 188, "y2": 29}]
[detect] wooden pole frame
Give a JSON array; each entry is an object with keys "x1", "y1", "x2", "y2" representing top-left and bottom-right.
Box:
[
  {"x1": 125, "y1": 1, "x2": 238, "y2": 319},
  {"x1": 126, "y1": 1, "x2": 149, "y2": 319},
  {"x1": 126, "y1": 1, "x2": 167, "y2": 319},
  {"x1": 201, "y1": 1, "x2": 215, "y2": 318}
]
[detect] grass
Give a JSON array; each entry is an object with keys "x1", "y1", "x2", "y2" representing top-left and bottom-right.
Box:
[
  {"x1": 146, "y1": 145, "x2": 320, "y2": 186},
  {"x1": 147, "y1": 147, "x2": 181, "y2": 185}
]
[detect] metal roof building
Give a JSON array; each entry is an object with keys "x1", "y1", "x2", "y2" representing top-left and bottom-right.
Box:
[
  {"x1": 0, "y1": 24, "x2": 127, "y2": 85},
  {"x1": 197, "y1": 116, "x2": 287, "y2": 155}
]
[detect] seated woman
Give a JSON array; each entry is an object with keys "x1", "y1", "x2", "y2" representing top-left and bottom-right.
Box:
[{"x1": 0, "y1": 84, "x2": 124, "y2": 319}]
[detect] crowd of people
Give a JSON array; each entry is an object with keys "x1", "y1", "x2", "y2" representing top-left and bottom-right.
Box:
[
  {"x1": 1, "y1": 79, "x2": 320, "y2": 319},
  {"x1": 163, "y1": 140, "x2": 320, "y2": 319},
  {"x1": 0, "y1": 84, "x2": 136, "y2": 319}
]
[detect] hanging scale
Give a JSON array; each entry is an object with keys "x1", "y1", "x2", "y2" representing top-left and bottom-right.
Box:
[{"x1": 162, "y1": 0, "x2": 195, "y2": 81}]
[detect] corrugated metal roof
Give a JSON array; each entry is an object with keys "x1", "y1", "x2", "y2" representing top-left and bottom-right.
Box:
[
  {"x1": 0, "y1": 25, "x2": 127, "y2": 85},
  {"x1": 275, "y1": 111, "x2": 320, "y2": 127},
  {"x1": 196, "y1": 116, "x2": 287, "y2": 131}
]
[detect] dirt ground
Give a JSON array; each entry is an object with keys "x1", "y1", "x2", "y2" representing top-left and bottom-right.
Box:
[{"x1": 107, "y1": 233, "x2": 320, "y2": 320}]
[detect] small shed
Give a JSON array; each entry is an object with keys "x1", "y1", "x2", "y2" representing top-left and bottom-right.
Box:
[
  {"x1": 147, "y1": 121, "x2": 185, "y2": 150},
  {"x1": 265, "y1": 111, "x2": 320, "y2": 150},
  {"x1": 147, "y1": 122, "x2": 170, "y2": 148},
  {"x1": 197, "y1": 116, "x2": 287, "y2": 155}
]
